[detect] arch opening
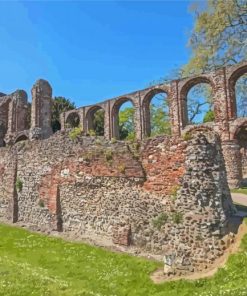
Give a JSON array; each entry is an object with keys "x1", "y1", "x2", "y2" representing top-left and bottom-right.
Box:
[
  {"x1": 0, "y1": 121, "x2": 7, "y2": 147},
  {"x1": 15, "y1": 134, "x2": 28, "y2": 144},
  {"x1": 235, "y1": 73, "x2": 247, "y2": 118},
  {"x1": 65, "y1": 112, "x2": 80, "y2": 128},
  {"x1": 235, "y1": 123, "x2": 247, "y2": 185},
  {"x1": 112, "y1": 98, "x2": 135, "y2": 140},
  {"x1": 86, "y1": 106, "x2": 105, "y2": 136},
  {"x1": 185, "y1": 82, "x2": 214, "y2": 125},
  {"x1": 143, "y1": 89, "x2": 170, "y2": 137}
]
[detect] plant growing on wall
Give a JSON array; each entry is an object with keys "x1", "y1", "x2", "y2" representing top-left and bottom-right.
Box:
[
  {"x1": 15, "y1": 178, "x2": 23, "y2": 192},
  {"x1": 152, "y1": 213, "x2": 168, "y2": 230},
  {"x1": 69, "y1": 126, "x2": 82, "y2": 141},
  {"x1": 170, "y1": 185, "x2": 181, "y2": 201},
  {"x1": 104, "y1": 149, "x2": 113, "y2": 162},
  {"x1": 38, "y1": 199, "x2": 45, "y2": 208},
  {"x1": 172, "y1": 212, "x2": 183, "y2": 224}
]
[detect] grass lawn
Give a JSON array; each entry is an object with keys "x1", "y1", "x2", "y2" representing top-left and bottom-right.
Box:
[
  {"x1": 0, "y1": 223, "x2": 247, "y2": 296},
  {"x1": 231, "y1": 188, "x2": 247, "y2": 195}
]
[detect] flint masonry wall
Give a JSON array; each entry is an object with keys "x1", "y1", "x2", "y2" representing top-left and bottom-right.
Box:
[{"x1": 0, "y1": 129, "x2": 236, "y2": 273}]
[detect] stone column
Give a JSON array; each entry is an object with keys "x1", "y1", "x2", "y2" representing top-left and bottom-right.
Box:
[
  {"x1": 4, "y1": 90, "x2": 28, "y2": 145},
  {"x1": 170, "y1": 80, "x2": 181, "y2": 136},
  {"x1": 221, "y1": 140, "x2": 242, "y2": 188},
  {"x1": 212, "y1": 68, "x2": 230, "y2": 141},
  {"x1": 30, "y1": 79, "x2": 53, "y2": 140},
  {"x1": 104, "y1": 101, "x2": 111, "y2": 140},
  {"x1": 7, "y1": 90, "x2": 28, "y2": 133},
  {"x1": 59, "y1": 112, "x2": 65, "y2": 131},
  {"x1": 133, "y1": 93, "x2": 143, "y2": 141}
]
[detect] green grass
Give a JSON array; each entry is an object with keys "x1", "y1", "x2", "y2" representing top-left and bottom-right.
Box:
[
  {"x1": 0, "y1": 223, "x2": 247, "y2": 296},
  {"x1": 231, "y1": 188, "x2": 247, "y2": 195}
]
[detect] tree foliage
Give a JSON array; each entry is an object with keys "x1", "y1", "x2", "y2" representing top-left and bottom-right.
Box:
[
  {"x1": 184, "y1": 0, "x2": 247, "y2": 75},
  {"x1": 93, "y1": 109, "x2": 105, "y2": 136},
  {"x1": 52, "y1": 97, "x2": 76, "y2": 132},
  {"x1": 150, "y1": 94, "x2": 171, "y2": 136},
  {"x1": 119, "y1": 107, "x2": 135, "y2": 140},
  {"x1": 183, "y1": 0, "x2": 247, "y2": 120},
  {"x1": 187, "y1": 83, "x2": 214, "y2": 124}
]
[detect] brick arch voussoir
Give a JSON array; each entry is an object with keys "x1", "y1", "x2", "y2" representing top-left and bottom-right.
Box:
[
  {"x1": 85, "y1": 105, "x2": 106, "y2": 120},
  {"x1": 142, "y1": 87, "x2": 170, "y2": 109}
]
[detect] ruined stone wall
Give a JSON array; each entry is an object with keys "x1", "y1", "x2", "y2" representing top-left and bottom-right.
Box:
[
  {"x1": 0, "y1": 130, "x2": 236, "y2": 273},
  {"x1": 141, "y1": 136, "x2": 186, "y2": 195}
]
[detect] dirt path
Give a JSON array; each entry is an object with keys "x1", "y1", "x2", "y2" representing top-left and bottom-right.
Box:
[
  {"x1": 232, "y1": 192, "x2": 247, "y2": 206},
  {"x1": 151, "y1": 220, "x2": 247, "y2": 283}
]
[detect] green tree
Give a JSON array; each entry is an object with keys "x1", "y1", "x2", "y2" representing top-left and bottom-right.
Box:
[
  {"x1": 183, "y1": 0, "x2": 247, "y2": 119},
  {"x1": 150, "y1": 98, "x2": 171, "y2": 136},
  {"x1": 184, "y1": 0, "x2": 247, "y2": 74},
  {"x1": 203, "y1": 110, "x2": 215, "y2": 123},
  {"x1": 187, "y1": 83, "x2": 213, "y2": 124},
  {"x1": 119, "y1": 107, "x2": 135, "y2": 140},
  {"x1": 93, "y1": 109, "x2": 105, "y2": 136},
  {"x1": 52, "y1": 97, "x2": 76, "y2": 132}
]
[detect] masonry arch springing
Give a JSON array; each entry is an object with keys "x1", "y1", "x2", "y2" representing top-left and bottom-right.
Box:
[
  {"x1": 229, "y1": 65, "x2": 247, "y2": 119},
  {"x1": 86, "y1": 105, "x2": 105, "y2": 136},
  {"x1": 65, "y1": 112, "x2": 80, "y2": 128},
  {"x1": 112, "y1": 97, "x2": 136, "y2": 140},
  {"x1": 180, "y1": 77, "x2": 215, "y2": 127},
  {"x1": 142, "y1": 88, "x2": 170, "y2": 137}
]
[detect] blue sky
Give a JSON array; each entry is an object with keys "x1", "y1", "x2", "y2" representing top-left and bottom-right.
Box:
[{"x1": 0, "y1": 0, "x2": 193, "y2": 107}]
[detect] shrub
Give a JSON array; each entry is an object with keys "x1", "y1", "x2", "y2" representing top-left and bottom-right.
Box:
[
  {"x1": 105, "y1": 149, "x2": 113, "y2": 162},
  {"x1": 95, "y1": 138, "x2": 102, "y2": 145},
  {"x1": 152, "y1": 213, "x2": 168, "y2": 230},
  {"x1": 38, "y1": 199, "x2": 45, "y2": 208},
  {"x1": 82, "y1": 152, "x2": 93, "y2": 162},
  {"x1": 69, "y1": 126, "x2": 82, "y2": 141},
  {"x1": 170, "y1": 185, "x2": 180, "y2": 201},
  {"x1": 118, "y1": 164, "x2": 126, "y2": 174},
  {"x1": 110, "y1": 137, "x2": 117, "y2": 144},
  {"x1": 172, "y1": 212, "x2": 183, "y2": 224},
  {"x1": 89, "y1": 129, "x2": 96, "y2": 136},
  {"x1": 183, "y1": 131, "x2": 192, "y2": 141},
  {"x1": 203, "y1": 110, "x2": 215, "y2": 123},
  {"x1": 15, "y1": 178, "x2": 23, "y2": 192}
]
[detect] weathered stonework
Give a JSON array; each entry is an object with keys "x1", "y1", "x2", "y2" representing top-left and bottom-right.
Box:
[
  {"x1": 30, "y1": 79, "x2": 53, "y2": 140},
  {"x1": 0, "y1": 61, "x2": 246, "y2": 274},
  {"x1": 0, "y1": 129, "x2": 237, "y2": 273},
  {"x1": 0, "y1": 62, "x2": 246, "y2": 186}
]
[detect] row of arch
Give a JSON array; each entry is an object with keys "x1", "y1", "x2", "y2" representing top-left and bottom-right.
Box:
[
  {"x1": 64, "y1": 64, "x2": 247, "y2": 140},
  {"x1": 65, "y1": 88, "x2": 171, "y2": 140}
]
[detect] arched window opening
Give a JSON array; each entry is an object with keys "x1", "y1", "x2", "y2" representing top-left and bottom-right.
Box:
[
  {"x1": 0, "y1": 121, "x2": 6, "y2": 147},
  {"x1": 187, "y1": 83, "x2": 214, "y2": 125},
  {"x1": 86, "y1": 106, "x2": 105, "y2": 136},
  {"x1": 143, "y1": 90, "x2": 170, "y2": 137},
  {"x1": 119, "y1": 101, "x2": 135, "y2": 140},
  {"x1": 52, "y1": 97, "x2": 76, "y2": 133},
  {"x1": 15, "y1": 135, "x2": 28, "y2": 144},
  {"x1": 235, "y1": 124, "x2": 247, "y2": 184},
  {"x1": 112, "y1": 98, "x2": 135, "y2": 140},
  {"x1": 65, "y1": 112, "x2": 80, "y2": 128},
  {"x1": 235, "y1": 74, "x2": 247, "y2": 118}
]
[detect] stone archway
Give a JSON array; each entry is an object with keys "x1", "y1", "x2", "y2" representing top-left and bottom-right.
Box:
[
  {"x1": 111, "y1": 97, "x2": 136, "y2": 140},
  {"x1": 180, "y1": 76, "x2": 215, "y2": 127},
  {"x1": 85, "y1": 105, "x2": 105, "y2": 136},
  {"x1": 65, "y1": 112, "x2": 80, "y2": 128}
]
